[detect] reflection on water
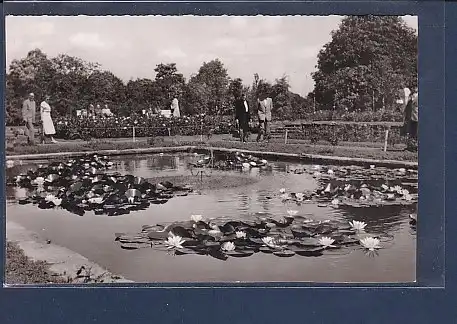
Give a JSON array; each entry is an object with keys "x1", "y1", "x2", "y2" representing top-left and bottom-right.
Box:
[{"x1": 5, "y1": 153, "x2": 416, "y2": 282}]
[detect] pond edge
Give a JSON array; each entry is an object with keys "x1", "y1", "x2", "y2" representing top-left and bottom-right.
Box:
[{"x1": 5, "y1": 145, "x2": 418, "y2": 170}]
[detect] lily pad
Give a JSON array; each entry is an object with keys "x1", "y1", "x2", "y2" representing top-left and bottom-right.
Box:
[
  {"x1": 147, "y1": 231, "x2": 168, "y2": 240},
  {"x1": 273, "y1": 250, "x2": 296, "y2": 257}
]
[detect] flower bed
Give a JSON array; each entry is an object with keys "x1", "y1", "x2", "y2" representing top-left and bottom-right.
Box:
[
  {"x1": 289, "y1": 123, "x2": 404, "y2": 145},
  {"x1": 54, "y1": 115, "x2": 235, "y2": 140}
]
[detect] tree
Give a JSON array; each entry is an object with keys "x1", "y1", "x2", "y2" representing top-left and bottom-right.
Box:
[
  {"x1": 312, "y1": 16, "x2": 417, "y2": 112},
  {"x1": 193, "y1": 59, "x2": 231, "y2": 115},
  {"x1": 229, "y1": 78, "x2": 244, "y2": 101},
  {"x1": 153, "y1": 63, "x2": 186, "y2": 110},
  {"x1": 125, "y1": 78, "x2": 156, "y2": 115},
  {"x1": 272, "y1": 76, "x2": 291, "y2": 118}
]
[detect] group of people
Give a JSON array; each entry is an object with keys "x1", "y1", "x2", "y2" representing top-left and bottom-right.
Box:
[
  {"x1": 21, "y1": 92, "x2": 57, "y2": 145},
  {"x1": 234, "y1": 92, "x2": 273, "y2": 143},
  {"x1": 78, "y1": 104, "x2": 113, "y2": 118}
]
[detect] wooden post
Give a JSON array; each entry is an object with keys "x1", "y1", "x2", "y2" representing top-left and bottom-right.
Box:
[
  {"x1": 132, "y1": 126, "x2": 136, "y2": 143},
  {"x1": 284, "y1": 129, "x2": 288, "y2": 144},
  {"x1": 167, "y1": 127, "x2": 171, "y2": 136},
  {"x1": 383, "y1": 129, "x2": 389, "y2": 152}
]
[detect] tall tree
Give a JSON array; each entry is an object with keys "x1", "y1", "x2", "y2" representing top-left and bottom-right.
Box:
[
  {"x1": 312, "y1": 16, "x2": 417, "y2": 112},
  {"x1": 153, "y1": 63, "x2": 186, "y2": 110},
  {"x1": 193, "y1": 59, "x2": 231, "y2": 115}
]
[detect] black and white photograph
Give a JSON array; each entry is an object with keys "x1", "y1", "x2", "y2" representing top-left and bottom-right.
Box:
[{"x1": 5, "y1": 14, "x2": 418, "y2": 284}]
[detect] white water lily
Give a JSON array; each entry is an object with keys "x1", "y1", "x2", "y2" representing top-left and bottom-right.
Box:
[
  {"x1": 392, "y1": 185, "x2": 403, "y2": 193},
  {"x1": 165, "y1": 233, "x2": 185, "y2": 249},
  {"x1": 262, "y1": 236, "x2": 281, "y2": 249},
  {"x1": 32, "y1": 177, "x2": 45, "y2": 186},
  {"x1": 242, "y1": 162, "x2": 251, "y2": 169},
  {"x1": 221, "y1": 241, "x2": 236, "y2": 252},
  {"x1": 324, "y1": 183, "x2": 331, "y2": 193},
  {"x1": 318, "y1": 236, "x2": 336, "y2": 248},
  {"x1": 381, "y1": 184, "x2": 389, "y2": 191},
  {"x1": 89, "y1": 197, "x2": 104, "y2": 204},
  {"x1": 312, "y1": 165, "x2": 321, "y2": 170},
  {"x1": 350, "y1": 220, "x2": 367, "y2": 232},
  {"x1": 360, "y1": 237, "x2": 381, "y2": 251},
  {"x1": 45, "y1": 194, "x2": 62, "y2": 206},
  {"x1": 404, "y1": 194, "x2": 413, "y2": 201},
  {"x1": 286, "y1": 209, "x2": 299, "y2": 217},
  {"x1": 295, "y1": 192, "x2": 304, "y2": 199},
  {"x1": 191, "y1": 214, "x2": 203, "y2": 222},
  {"x1": 6, "y1": 160, "x2": 14, "y2": 168},
  {"x1": 127, "y1": 196, "x2": 135, "y2": 204},
  {"x1": 260, "y1": 159, "x2": 268, "y2": 164},
  {"x1": 279, "y1": 188, "x2": 286, "y2": 194},
  {"x1": 331, "y1": 199, "x2": 340, "y2": 206},
  {"x1": 235, "y1": 231, "x2": 247, "y2": 239},
  {"x1": 280, "y1": 193, "x2": 290, "y2": 201},
  {"x1": 398, "y1": 168, "x2": 406, "y2": 173},
  {"x1": 370, "y1": 165, "x2": 375, "y2": 169},
  {"x1": 400, "y1": 189, "x2": 410, "y2": 196},
  {"x1": 327, "y1": 169, "x2": 334, "y2": 175},
  {"x1": 313, "y1": 171, "x2": 321, "y2": 177},
  {"x1": 344, "y1": 184, "x2": 351, "y2": 191}
]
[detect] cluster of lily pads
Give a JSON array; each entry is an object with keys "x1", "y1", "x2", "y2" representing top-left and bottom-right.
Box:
[
  {"x1": 115, "y1": 213, "x2": 385, "y2": 260},
  {"x1": 8, "y1": 154, "x2": 193, "y2": 216},
  {"x1": 283, "y1": 164, "x2": 418, "y2": 208},
  {"x1": 189, "y1": 152, "x2": 269, "y2": 171}
]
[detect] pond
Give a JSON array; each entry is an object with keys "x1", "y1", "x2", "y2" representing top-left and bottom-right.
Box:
[{"x1": 6, "y1": 153, "x2": 416, "y2": 283}]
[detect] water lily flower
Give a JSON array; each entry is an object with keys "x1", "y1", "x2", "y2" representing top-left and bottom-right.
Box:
[
  {"x1": 404, "y1": 194, "x2": 413, "y2": 201},
  {"x1": 6, "y1": 160, "x2": 14, "y2": 168},
  {"x1": 344, "y1": 184, "x2": 351, "y2": 191},
  {"x1": 381, "y1": 184, "x2": 389, "y2": 191},
  {"x1": 280, "y1": 193, "x2": 290, "y2": 201},
  {"x1": 370, "y1": 165, "x2": 375, "y2": 169},
  {"x1": 279, "y1": 188, "x2": 286, "y2": 194},
  {"x1": 242, "y1": 162, "x2": 251, "y2": 169},
  {"x1": 165, "y1": 233, "x2": 185, "y2": 249},
  {"x1": 260, "y1": 159, "x2": 268, "y2": 164},
  {"x1": 295, "y1": 192, "x2": 304, "y2": 200},
  {"x1": 327, "y1": 169, "x2": 334, "y2": 175},
  {"x1": 32, "y1": 177, "x2": 45, "y2": 186},
  {"x1": 331, "y1": 199, "x2": 339, "y2": 205},
  {"x1": 324, "y1": 183, "x2": 331, "y2": 193},
  {"x1": 127, "y1": 196, "x2": 135, "y2": 204},
  {"x1": 191, "y1": 214, "x2": 203, "y2": 222},
  {"x1": 312, "y1": 165, "x2": 321, "y2": 170},
  {"x1": 262, "y1": 236, "x2": 281, "y2": 249},
  {"x1": 45, "y1": 194, "x2": 61, "y2": 206},
  {"x1": 360, "y1": 237, "x2": 381, "y2": 251},
  {"x1": 313, "y1": 171, "x2": 321, "y2": 177},
  {"x1": 350, "y1": 220, "x2": 367, "y2": 232},
  {"x1": 296, "y1": 196, "x2": 304, "y2": 203},
  {"x1": 221, "y1": 241, "x2": 236, "y2": 252},
  {"x1": 318, "y1": 236, "x2": 336, "y2": 248},
  {"x1": 235, "y1": 231, "x2": 247, "y2": 239},
  {"x1": 286, "y1": 209, "x2": 298, "y2": 217},
  {"x1": 398, "y1": 168, "x2": 406, "y2": 173},
  {"x1": 392, "y1": 185, "x2": 403, "y2": 193},
  {"x1": 89, "y1": 197, "x2": 104, "y2": 204},
  {"x1": 400, "y1": 189, "x2": 410, "y2": 196}
]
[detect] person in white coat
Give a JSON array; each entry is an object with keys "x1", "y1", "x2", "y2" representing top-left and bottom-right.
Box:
[
  {"x1": 171, "y1": 97, "x2": 180, "y2": 118},
  {"x1": 40, "y1": 95, "x2": 57, "y2": 144}
]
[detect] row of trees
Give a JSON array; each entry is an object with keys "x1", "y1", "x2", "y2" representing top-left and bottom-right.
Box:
[
  {"x1": 6, "y1": 16, "x2": 417, "y2": 125},
  {"x1": 6, "y1": 50, "x2": 312, "y2": 125}
]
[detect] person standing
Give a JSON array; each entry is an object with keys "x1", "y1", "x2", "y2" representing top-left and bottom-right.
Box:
[
  {"x1": 171, "y1": 97, "x2": 180, "y2": 118},
  {"x1": 40, "y1": 95, "x2": 57, "y2": 144},
  {"x1": 22, "y1": 92, "x2": 37, "y2": 145},
  {"x1": 256, "y1": 93, "x2": 273, "y2": 142},
  {"x1": 235, "y1": 93, "x2": 250, "y2": 142}
]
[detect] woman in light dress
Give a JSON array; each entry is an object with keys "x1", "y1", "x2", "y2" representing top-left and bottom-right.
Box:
[
  {"x1": 171, "y1": 97, "x2": 180, "y2": 118},
  {"x1": 40, "y1": 95, "x2": 57, "y2": 144}
]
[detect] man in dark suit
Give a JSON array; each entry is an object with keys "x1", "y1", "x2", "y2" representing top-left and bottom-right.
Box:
[{"x1": 234, "y1": 93, "x2": 250, "y2": 142}]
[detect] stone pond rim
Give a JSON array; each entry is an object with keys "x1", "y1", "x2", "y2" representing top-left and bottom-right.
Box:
[{"x1": 5, "y1": 145, "x2": 418, "y2": 170}]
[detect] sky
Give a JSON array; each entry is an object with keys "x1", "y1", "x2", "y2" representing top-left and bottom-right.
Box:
[{"x1": 6, "y1": 15, "x2": 417, "y2": 96}]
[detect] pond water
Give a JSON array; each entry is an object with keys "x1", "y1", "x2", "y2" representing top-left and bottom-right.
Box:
[{"x1": 6, "y1": 153, "x2": 416, "y2": 283}]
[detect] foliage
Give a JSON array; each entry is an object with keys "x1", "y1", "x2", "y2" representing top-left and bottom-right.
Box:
[{"x1": 312, "y1": 16, "x2": 417, "y2": 112}]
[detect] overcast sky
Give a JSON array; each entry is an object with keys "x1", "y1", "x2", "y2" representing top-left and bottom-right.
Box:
[{"x1": 6, "y1": 15, "x2": 417, "y2": 96}]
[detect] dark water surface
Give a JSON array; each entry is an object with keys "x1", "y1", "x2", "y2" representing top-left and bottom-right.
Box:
[{"x1": 6, "y1": 153, "x2": 416, "y2": 283}]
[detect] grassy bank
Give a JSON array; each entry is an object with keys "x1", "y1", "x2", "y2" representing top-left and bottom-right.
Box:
[
  {"x1": 5, "y1": 241, "x2": 67, "y2": 284},
  {"x1": 6, "y1": 136, "x2": 417, "y2": 162}
]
